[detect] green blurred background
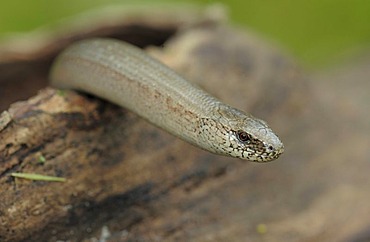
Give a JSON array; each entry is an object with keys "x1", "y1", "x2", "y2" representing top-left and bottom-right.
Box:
[{"x1": 0, "y1": 0, "x2": 369, "y2": 68}]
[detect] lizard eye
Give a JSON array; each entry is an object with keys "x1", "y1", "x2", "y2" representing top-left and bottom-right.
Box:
[{"x1": 236, "y1": 130, "x2": 251, "y2": 143}]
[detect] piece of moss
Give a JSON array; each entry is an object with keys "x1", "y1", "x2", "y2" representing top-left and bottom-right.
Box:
[{"x1": 38, "y1": 155, "x2": 46, "y2": 164}]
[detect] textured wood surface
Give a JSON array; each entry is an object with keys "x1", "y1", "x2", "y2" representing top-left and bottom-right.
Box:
[{"x1": 0, "y1": 5, "x2": 369, "y2": 242}]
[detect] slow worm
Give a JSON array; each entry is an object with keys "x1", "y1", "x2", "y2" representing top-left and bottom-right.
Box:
[{"x1": 50, "y1": 38, "x2": 284, "y2": 162}]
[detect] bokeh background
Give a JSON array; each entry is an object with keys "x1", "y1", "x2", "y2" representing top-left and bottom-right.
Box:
[{"x1": 0, "y1": 0, "x2": 369, "y2": 69}]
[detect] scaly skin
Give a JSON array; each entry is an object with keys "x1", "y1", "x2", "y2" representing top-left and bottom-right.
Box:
[{"x1": 50, "y1": 38, "x2": 284, "y2": 162}]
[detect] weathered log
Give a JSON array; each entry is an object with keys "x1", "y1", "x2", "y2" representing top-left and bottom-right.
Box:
[{"x1": 1, "y1": 5, "x2": 369, "y2": 242}]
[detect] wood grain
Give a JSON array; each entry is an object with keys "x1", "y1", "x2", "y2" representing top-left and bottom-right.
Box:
[{"x1": 1, "y1": 5, "x2": 369, "y2": 242}]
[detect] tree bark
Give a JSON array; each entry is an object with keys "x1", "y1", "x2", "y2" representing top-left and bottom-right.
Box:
[{"x1": 1, "y1": 5, "x2": 369, "y2": 242}]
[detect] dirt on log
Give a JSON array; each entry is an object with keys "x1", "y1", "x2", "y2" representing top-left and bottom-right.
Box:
[{"x1": 0, "y1": 5, "x2": 369, "y2": 242}]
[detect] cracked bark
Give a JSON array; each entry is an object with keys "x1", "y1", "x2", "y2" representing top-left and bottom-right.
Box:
[{"x1": 5, "y1": 5, "x2": 369, "y2": 242}]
